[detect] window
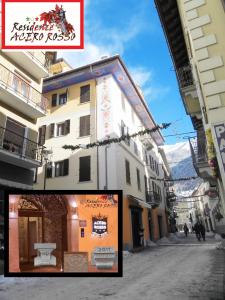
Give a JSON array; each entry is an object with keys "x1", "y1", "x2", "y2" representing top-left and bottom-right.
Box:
[
  {"x1": 156, "y1": 163, "x2": 159, "y2": 175},
  {"x1": 33, "y1": 168, "x2": 38, "y2": 183},
  {"x1": 136, "y1": 168, "x2": 141, "y2": 191},
  {"x1": 55, "y1": 159, "x2": 69, "y2": 177},
  {"x1": 121, "y1": 120, "x2": 130, "y2": 146},
  {"x1": 79, "y1": 115, "x2": 90, "y2": 137},
  {"x1": 51, "y1": 92, "x2": 67, "y2": 107},
  {"x1": 80, "y1": 85, "x2": 90, "y2": 103},
  {"x1": 57, "y1": 123, "x2": 65, "y2": 136},
  {"x1": 134, "y1": 141, "x2": 138, "y2": 156},
  {"x1": 125, "y1": 159, "x2": 131, "y2": 185},
  {"x1": 38, "y1": 125, "x2": 46, "y2": 145},
  {"x1": 46, "y1": 162, "x2": 53, "y2": 178},
  {"x1": 59, "y1": 93, "x2": 67, "y2": 105},
  {"x1": 79, "y1": 156, "x2": 91, "y2": 181},
  {"x1": 50, "y1": 120, "x2": 70, "y2": 138},
  {"x1": 51, "y1": 94, "x2": 57, "y2": 107}
]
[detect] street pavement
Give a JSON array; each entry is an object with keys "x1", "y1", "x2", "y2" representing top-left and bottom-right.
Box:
[{"x1": 0, "y1": 234, "x2": 224, "y2": 300}]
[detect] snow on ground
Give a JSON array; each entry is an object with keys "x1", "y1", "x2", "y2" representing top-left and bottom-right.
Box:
[{"x1": 0, "y1": 235, "x2": 224, "y2": 300}]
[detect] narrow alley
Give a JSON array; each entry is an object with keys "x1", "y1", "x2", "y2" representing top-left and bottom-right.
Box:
[{"x1": 0, "y1": 234, "x2": 224, "y2": 300}]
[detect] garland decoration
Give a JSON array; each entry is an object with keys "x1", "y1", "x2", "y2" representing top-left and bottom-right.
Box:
[
  {"x1": 62, "y1": 123, "x2": 171, "y2": 151},
  {"x1": 150, "y1": 176, "x2": 199, "y2": 182}
]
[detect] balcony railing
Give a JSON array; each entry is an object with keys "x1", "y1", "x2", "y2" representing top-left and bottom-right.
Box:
[
  {"x1": 0, "y1": 64, "x2": 48, "y2": 113},
  {"x1": 146, "y1": 190, "x2": 161, "y2": 206},
  {"x1": 27, "y1": 51, "x2": 51, "y2": 70},
  {"x1": 0, "y1": 126, "x2": 44, "y2": 164},
  {"x1": 177, "y1": 64, "x2": 194, "y2": 89},
  {"x1": 189, "y1": 136, "x2": 208, "y2": 167}
]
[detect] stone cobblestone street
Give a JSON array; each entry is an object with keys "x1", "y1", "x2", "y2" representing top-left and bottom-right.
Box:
[{"x1": 0, "y1": 234, "x2": 224, "y2": 300}]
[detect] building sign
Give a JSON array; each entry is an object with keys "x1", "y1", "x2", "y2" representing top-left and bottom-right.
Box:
[
  {"x1": 213, "y1": 123, "x2": 225, "y2": 177},
  {"x1": 80, "y1": 195, "x2": 118, "y2": 208},
  {"x1": 2, "y1": 0, "x2": 84, "y2": 49},
  {"x1": 97, "y1": 76, "x2": 113, "y2": 139},
  {"x1": 92, "y1": 214, "x2": 107, "y2": 236}
]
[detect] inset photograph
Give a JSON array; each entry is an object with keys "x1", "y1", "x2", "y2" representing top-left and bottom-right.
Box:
[{"x1": 5, "y1": 191, "x2": 122, "y2": 276}]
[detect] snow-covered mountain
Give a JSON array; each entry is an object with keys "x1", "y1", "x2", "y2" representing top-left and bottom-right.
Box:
[{"x1": 163, "y1": 142, "x2": 202, "y2": 196}]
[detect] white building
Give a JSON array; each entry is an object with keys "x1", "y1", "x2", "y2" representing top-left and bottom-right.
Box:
[{"x1": 34, "y1": 55, "x2": 171, "y2": 249}]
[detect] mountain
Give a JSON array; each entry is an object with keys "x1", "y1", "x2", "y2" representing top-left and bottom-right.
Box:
[{"x1": 163, "y1": 142, "x2": 202, "y2": 197}]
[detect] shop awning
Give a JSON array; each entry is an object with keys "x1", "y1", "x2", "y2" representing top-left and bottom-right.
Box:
[{"x1": 127, "y1": 195, "x2": 152, "y2": 209}]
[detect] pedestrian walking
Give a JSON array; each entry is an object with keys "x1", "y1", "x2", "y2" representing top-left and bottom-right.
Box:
[
  {"x1": 193, "y1": 221, "x2": 201, "y2": 241},
  {"x1": 183, "y1": 223, "x2": 189, "y2": 237},
  {"x1": 199, "y1": 222, "x2": 206, "y2": 241}
]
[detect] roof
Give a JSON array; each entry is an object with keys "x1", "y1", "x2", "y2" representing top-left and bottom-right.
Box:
[
  {"x1": 43, "y1": 55, "x2": 164, "y2": 145},
  {"x1": 154, "y1": 0, "x2": 189, "y2": 70}
]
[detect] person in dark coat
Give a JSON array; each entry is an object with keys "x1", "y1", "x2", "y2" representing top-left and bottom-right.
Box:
[
  {"x1": 183, "y1": 223, "x2": 189, "y2": 237},
  {"x1": 193, "y1": 221, "x2": 201, "y2": 241},
  {"x1": 199, "y1": 222, "x2": 206, "y2": 241}
]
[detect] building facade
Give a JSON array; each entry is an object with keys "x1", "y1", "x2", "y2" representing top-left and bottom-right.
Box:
[
  {"x1": 155, "y1": 0, "x2": 225, "y2": 234},
  {"x1": 34, "y1": 55, "x2": 170, "y2": 250},
  {"x1": 0, "y1": 51, "x2": 55, "y2": 190}
]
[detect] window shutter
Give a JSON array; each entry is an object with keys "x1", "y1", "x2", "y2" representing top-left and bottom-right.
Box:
[
  {"x1": 63, "y1": 159, "x2": 69, "y2": 176},
  {"x1": 125, "y1": 160, "x2": 131, "y2": 184},
  {"x1": 65, "y1": 120, "x2": 70, "y2": 134},
  {"x1": 80, "y1": 85, "x2": 90, "y2": 103},
  {"x1": 50, "y1": 123, "x2": 55, "y2": 138},
  {"x1": 80, "y1": 115, "x2": 90, "y2": 137},
  {"x1": 79, "y1": 156, "x2": 91, "y2": 181},
  {"x1": 38, "y1": 125, "x2": 46, "y2": 145},
  {"x1": 51, "y1": 94, "x2": 57, "y2": 107}
]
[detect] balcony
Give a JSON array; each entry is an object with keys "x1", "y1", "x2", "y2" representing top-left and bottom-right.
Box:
[
  {"x1": 0, "y1": 64, "x2": 48, "y2": 118},
  {"x1": 177, "y1": 65, "x2": 201, "y2": 115},
  {"x1": 0, "y1": 126, "x2": 44, "y2": 169},
  {"x1": 3, "y1": 51, "x2": 49, "y2": 79},
  {"x1": 146, "y1": 190, "x2": 161, "y2": 207},
  {"x1": 189, "y1": 133, "x2": 215, "y2": 181}
]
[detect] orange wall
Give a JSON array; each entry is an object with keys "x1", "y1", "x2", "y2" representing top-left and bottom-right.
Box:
[{"x1": 76, "y1": 195, "x2": 118, "y2": 261}]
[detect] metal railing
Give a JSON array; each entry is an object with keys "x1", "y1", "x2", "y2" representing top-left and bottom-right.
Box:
[
  {"x1": 27, "y1": 51, "x2": 50, "y2": 70},
  {"x1": 0, "y1": 126, "x2": 44, "y2": 164},
  {"x1": 0, "y1": 64, "x2": 48, "y2": 113},
  {"x1": 177, "y1": 64, "x2": 194, "y2": 89},
  {"x1": 189, "y1": 133, "x2": 208, "y2": 172},
  {"x1": 146, "y1": 190, "x2": 161, "y2": 206}
]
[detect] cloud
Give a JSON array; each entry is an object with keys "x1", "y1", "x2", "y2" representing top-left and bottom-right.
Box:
[
  {"x1": 143, "y1": 85, "x2": 171, "y2": 101},
  {"x1": 129, "y1": 66, "x2": 152, "y2": 87}
]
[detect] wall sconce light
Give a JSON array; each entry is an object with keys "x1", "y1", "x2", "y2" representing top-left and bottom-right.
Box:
[{"x1": 9, "y1": 202, "x2": 16, "y2": 213}]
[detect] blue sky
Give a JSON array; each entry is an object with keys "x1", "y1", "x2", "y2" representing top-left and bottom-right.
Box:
[{"x1": 60, "y1": 0, "x2": 195, "y2": 145}]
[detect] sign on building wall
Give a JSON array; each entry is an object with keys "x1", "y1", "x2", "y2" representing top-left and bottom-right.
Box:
[
  {"x1": 1, "y1": 0, "x2": 84, "y2": 49},
  {"x1": 213, "y1": 123, "x2": 225, "y2": 184},
  {"x1": 96, "y1": 76, "x2": 113, "y2": 139},
  {"x1": 92, "y1": 214, "x2": 108, "y2": 236}
]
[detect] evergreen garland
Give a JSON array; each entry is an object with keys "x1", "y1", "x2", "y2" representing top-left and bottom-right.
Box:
[{"x1": 62, "y1": 123, "x2": 171, "y2": 151}]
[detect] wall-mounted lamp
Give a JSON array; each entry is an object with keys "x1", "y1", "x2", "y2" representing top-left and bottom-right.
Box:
[{"x1": 9, "y1": 202, "x2": 16, "y2": 213}]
